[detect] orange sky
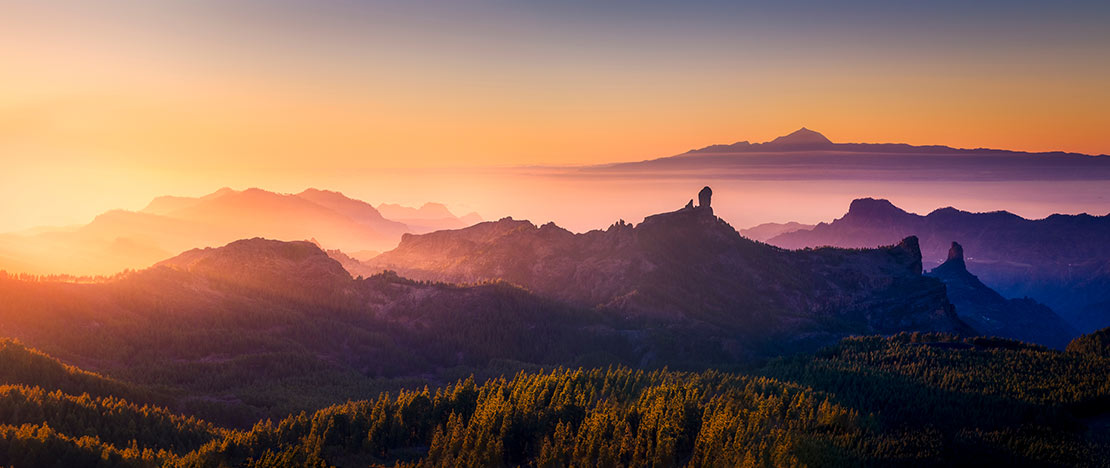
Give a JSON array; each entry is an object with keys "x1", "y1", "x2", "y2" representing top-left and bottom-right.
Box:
[{"x1": 2, "y1": 1, "x2": 1109, "y2": 231}]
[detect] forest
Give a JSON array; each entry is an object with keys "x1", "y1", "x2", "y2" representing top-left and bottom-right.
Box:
[{"x1": 2, "y1": 330, "x2": 1110, "y2": 467}]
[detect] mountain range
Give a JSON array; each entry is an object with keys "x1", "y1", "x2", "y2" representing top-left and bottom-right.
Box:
[
  {"x1": 0, "y1": 188, "x2": 481, "y2": 276},
  {"x1": 358, "y1": 187, "x2": 1084, "y2": 348},
  {"x1": 364, "y1": 190, "x2": 971, "y2": 351},
  {"x1": 3, "y1": 185, "x2": 1110, "y2": 465},
  {"x1": 766, "y1": 197, "x2": 1110, "y2": 333},
  {"x1": 376, "y1": 202, "x2": 483, "y2": 233},
  {"x1": 0, "y1": 188, "x2": 983, "y2": 422},
  {"x1": 740, "y1": 221, "x2": 816, "y2": 242}
]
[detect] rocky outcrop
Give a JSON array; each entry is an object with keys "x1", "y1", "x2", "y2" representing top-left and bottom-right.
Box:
[
  {"x1": 698, "y1": 186, "x2": 713, "y2": 209},
  {"x1": 927, "y1": 242, "x2": 1076, "y2": 348},
  {"x1": 892, "y1": 236, "x2": 924, "y2": 275}
]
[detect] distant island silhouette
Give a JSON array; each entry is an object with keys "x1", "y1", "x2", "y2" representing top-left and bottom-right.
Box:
[{"x1": 587, "y1": 128, "x2": 1110, "y2": 181}]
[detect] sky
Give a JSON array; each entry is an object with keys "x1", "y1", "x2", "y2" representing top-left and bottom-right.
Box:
[{"x1": 2, "y1": 0, "x2": 1110, "y2": 231}]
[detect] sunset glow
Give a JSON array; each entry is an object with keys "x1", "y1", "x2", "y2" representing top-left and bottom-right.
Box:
[
  {"x1": 3, "y1": 1, "x2": 1109, "y2": 232},
  {"x1": 5, "y1": 3, "x2": 1110, "y2": 465}
]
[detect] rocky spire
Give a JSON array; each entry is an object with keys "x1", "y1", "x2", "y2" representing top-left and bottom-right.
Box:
[
  {"x1": 947, "y1": 241, "x2": 965, "y2": 266},
  {"x1": 945, "y1": 242, "x2": 963, "y2": 261},
  {"x1": 698, "y1": 186, "x2": 713, "y2": 209},
  {"x1": 928, "y1": 241, "x2": 972, "y2": 279},
  {"x1": 893, "y1": 236, "x2": 923, "y2": 275}
]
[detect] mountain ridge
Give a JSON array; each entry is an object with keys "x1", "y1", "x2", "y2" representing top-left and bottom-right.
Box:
[
  {"x1": 364, "y1": 187, "x2": 972, "y2": 350},
  {"x1": 768, "y1": 198, "x2": 1110, "y2": 332},
  {"x1": 739, "y1": 221, "x2": 815, "y2": 242},
  {"x1": 0, "y1": 187, "x2": 484, "y2": 276}
]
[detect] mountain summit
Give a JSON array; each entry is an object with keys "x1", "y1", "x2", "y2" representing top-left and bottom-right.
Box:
[
  {"x1": 766, "y1": 127, "x2": 833, "y2": 147},
  {"x1": 845, "y1": 198, "x2": 913, "y2": 221}
]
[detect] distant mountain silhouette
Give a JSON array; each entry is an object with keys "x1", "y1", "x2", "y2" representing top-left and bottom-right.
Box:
[
  {"x1": 294, "y1": 189, "x2": 408, "y2": 233},
  {"x1": 684, "y1": 127, "x2": 836, "y2": 153},
  {"x1": 768, "y1": 199, "x2": 1110, "y2": 332},
  {"x1": 685, "y1": 128, "x2": 1102, "y2": 157},
  {"x1": 377, "y1": 202, "x2": 456, "y2": 220},
  {"x1": 364, "y1": 188, "x2": 971, "y2": 355},
  {"x1": 595, "y1": 129, "x2": 1110, "y2": 181},
  {"x1": 377, "y1": 202, "x2": 483, "y2": 233},
  {"x1": 158, "y1": 188, "x2": 406, "y2": 249},
  {"x1": 741, "y1": 222, "x2": 815, "y2": 242},
  {"x1": 766, "y1": 127, "x2": 833, "y2": 147},
  {"x1": 0, "y1": 188, "x2": 485, "y2": 276},
  {"x1": 141, "y1": 187, "x2": 235, "y2": 215},
  {"x1": 927, "y1": 242, "x2": 1075, "y2": 348}
]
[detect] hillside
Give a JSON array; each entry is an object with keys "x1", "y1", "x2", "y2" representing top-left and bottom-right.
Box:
[
  {"x1": 0, "y1": 340, "x2": 224, "y2": 467},
  {"x1": 0, "y1": 339, "x2": 152, "y2": 403},
  {"x1": 1067, "y1": 326, "x2": 1110, "y2": 357},
  {"x1": 4, "y1": 334, "x2": 1110, "y2": 467},
  {"x1": 0, "y1": 240, "x2": 633, "y2": 425},
  {"x1": 206, "y1": 334, "x2": 1110, "y2": 467},
  {"x1": 768, "y1": 198, "x2": 1110, "y2": 332},
  {"x1": 0, "y1": 239, "x2": 617, "y2": 427}
]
